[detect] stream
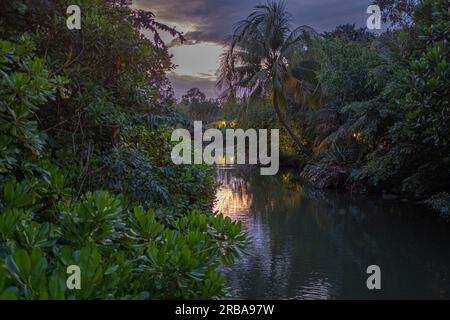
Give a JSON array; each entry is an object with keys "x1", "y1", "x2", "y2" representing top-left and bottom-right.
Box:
[{"x1": 214, "y1": 167, "x2": 450, "y2": 299}]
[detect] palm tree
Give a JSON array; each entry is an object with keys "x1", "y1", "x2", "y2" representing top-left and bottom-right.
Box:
[{"x1": 217, "y1": 1, "x2": 315, "y2": 158}]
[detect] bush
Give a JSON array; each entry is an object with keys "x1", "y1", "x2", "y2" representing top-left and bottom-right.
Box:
[
  {"x1": 0, "y1": 1, "x2": 247, "y2": 300},
  {"x1": 0, "y1": 187, "x2": 245, "y2": 299}
]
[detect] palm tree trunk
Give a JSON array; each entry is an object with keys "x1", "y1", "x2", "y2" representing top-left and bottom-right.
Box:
[{"x1": 273, "y1": 92, "x2": 312, "y2": 159}]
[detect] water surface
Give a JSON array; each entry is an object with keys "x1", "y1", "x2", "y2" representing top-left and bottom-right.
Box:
[{"x1": 214, "y1": 167, "x2": 450, "y2": 299}]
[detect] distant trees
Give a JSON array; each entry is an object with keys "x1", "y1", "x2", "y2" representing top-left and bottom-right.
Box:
[
  {"x1": 182, "y1": 88, "x2": 207, "y2": 105},
  {"x1": 180, "y1": 88, "x2": 219, "y2": 123}
]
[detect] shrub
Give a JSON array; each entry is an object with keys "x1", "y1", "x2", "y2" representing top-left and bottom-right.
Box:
[{"x1": 0, "y1": 13, "x2": 247, "y2": 299}]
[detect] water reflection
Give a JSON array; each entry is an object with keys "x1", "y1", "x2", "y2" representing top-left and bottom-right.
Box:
[
  {"x1": 214, "y1": 167, "x2": 450, "y2": 300},
  {"x1": 214, "y1": 168, "x2": 253, "y2": 215}
]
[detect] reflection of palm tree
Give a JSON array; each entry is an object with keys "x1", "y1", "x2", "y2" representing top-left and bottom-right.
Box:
[{"x1": 218, "y1": 1, "x2": 315, "y2": 158}]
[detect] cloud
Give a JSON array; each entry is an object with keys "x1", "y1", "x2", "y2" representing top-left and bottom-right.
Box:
[
  {"x1": 134, "y1": 0, "x2": 373, "y2": 45},
  {"x1": 134, "y1": 0, "x2": 375, "y2": 97},
  {"x1": 134, "y1": 0, "x2": 248, "y2": 43},
  {"x1": 169, "y1": 42, "x2": 223, "y2": 79}
]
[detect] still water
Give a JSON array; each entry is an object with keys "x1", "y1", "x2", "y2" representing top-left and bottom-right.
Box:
[{"x1": 214, "y1": 167, "x2": 450, "y2": 300}]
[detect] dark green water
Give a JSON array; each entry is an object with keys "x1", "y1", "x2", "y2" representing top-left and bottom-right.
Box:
[{"x1": 214, "y1": 168, "x2": 450, "y2": 299}]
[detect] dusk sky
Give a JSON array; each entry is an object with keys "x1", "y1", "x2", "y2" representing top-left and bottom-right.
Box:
[{"x1": 134, "y1": 0, "x2": 375, "y2": 98}]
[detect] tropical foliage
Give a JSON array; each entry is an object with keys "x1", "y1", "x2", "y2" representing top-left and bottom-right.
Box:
[
  {"x1": 218, "y1": 1, "x2": 316, "y2": 158},
  {"x1": 218, "y1": 0, "x2": 449, "y2": 216},
  {"x1": 0, "y1": 0, "x2": 246, "y2": 299}
]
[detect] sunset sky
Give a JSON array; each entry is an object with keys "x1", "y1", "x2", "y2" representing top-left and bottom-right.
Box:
[{"x1": 134, "y1": 0, "x2": 375, "y2": 99}]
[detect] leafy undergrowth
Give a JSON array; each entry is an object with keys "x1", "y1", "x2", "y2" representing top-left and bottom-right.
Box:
[{"x1": 0, "y1": 1, "x2": 247, "y2": 300}]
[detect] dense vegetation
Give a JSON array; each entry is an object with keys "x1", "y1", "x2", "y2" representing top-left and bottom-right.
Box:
[
  {"x1": 216, "y1": 0, "x2": 449, "y2": 216},
  {"x1": 0, "y1": 0, "x2": 448, "y2": 301},
  {"x1": 0, "y1": 0, "x2": 246, "y2": 299}
]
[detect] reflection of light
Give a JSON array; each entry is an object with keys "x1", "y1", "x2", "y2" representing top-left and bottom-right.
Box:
[
  {"x1": 214, "y1": 169, "x2": 253, "y2": 220},
  {"x1": 214, "y1": 186, "x2": 253, "y2": 219}
]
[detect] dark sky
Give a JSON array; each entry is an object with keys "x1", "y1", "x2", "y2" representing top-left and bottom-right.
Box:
[{"x1": 134, "y1": 0, "x2": 375, "y2": 98}]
